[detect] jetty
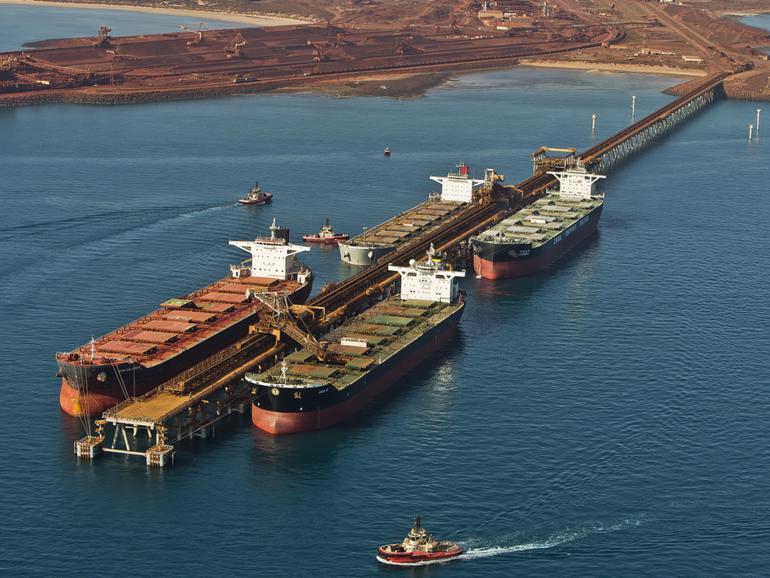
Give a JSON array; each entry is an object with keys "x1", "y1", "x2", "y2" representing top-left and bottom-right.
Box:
[{"x1": 76, "y1": 70, "x2": 732, "y2": 465}]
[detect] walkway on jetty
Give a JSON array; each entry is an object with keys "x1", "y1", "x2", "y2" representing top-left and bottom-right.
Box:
[{"x1": 75, "y1": 70, "x2": 732, "y2": 466}]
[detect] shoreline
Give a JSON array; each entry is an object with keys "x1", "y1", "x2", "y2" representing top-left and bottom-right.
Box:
[
  {"x1": 0, "y1": 0, "x2": 310, "y2": 25},
  {"x1": 519, "y1": 59, "x2": 707, "y2": 78},
  {"x1": 718, "y1": 11, "x2": 770, "y2": 17}
]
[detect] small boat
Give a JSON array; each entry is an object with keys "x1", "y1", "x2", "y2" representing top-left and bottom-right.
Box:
[
  {"x1": 238, "y1": 182, "x2": 273, "y2": 205},
  {"x1": 384, "y1": 147, "x2": 391, "y2": 157},
  {"x1": 302, "y1": 218, "x2": 349, "y2": 245},
  {"x1": 377, "y1": 516, "x2": 463, "y2": 566}
]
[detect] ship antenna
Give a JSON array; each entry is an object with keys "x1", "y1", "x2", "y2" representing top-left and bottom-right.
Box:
[
  {"x1": 90, "y1": 336, "x2": 96, "y2": 361},
  {"x1": 426, "y1": 243, "x2": 436, "y2": 261},
  {"x1": 269, "y1": 217, "x2": 278, "y2": 240}
]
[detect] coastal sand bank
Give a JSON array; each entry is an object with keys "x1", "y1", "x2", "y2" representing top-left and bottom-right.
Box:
[
  {"x1": 520, "y1": 59, "x2": 707, "y2": 77},
  {"x1": 0, "y1": 0, "x2": 309, "y2": 25}
]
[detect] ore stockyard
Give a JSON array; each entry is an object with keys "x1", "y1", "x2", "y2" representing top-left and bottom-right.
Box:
[
  {"x1": 67, "y1": 69, "x2": 732, "y2": 466},
  {"x1": 0, "y1": 7, "x2": 625, "y2": 106}
]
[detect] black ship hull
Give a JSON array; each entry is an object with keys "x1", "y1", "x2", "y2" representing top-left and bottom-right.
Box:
[
  {"x1": 473, "y1": 205, "x2": 602, "y2": 279},
  {"x1": 250, "y1": 302, "x2": 464, "y2": 434}
]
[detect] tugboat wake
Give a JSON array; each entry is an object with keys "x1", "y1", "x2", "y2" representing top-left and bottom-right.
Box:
[{"x1": 460, "y1": 518, "x2": 644, "y2": 562}]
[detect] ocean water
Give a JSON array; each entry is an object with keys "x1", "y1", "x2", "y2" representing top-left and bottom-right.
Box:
[
  {"x1": 0, "y1": 4, "x2": 248, "y2": 52},
  {"x1": 1, "y1": 7, "x2": 769, "y2": 577}
]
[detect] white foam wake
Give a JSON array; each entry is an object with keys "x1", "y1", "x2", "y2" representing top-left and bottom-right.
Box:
[{"x1": 460, "y1": 518, "x2": 642, "y2": 561}]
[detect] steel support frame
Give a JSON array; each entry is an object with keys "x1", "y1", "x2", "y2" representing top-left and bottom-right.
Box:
[{"x1": 589, "y1": 88, "x2": 718, "y2": 174}]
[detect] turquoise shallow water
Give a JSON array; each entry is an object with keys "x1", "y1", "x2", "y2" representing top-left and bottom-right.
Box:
[{"x1": 1, "y1": 8, "x2": 769, "y2": 577}]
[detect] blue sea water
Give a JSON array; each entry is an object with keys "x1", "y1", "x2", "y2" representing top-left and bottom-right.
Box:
[
  {"x1": 741, "y1": 13, "x2": 770, "y2": 54},
  {"x1": 0, "y1": 4, "x2": 247, "y2": 52},
  {"x1": 1, "y1": 7, "x2": 769, "y2": 577}
]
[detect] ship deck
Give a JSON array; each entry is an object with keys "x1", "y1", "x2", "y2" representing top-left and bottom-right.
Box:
[
  {"x1": 473, "y1": 193, "x2": 603, "y2": 248},
  {"x1": 57, "y1": 274, "x2": 304, "y2": 369},
  {"x1": 250, "y1": 296, "x2": 462, "y2": 391},
  {"x1": 344, "y1": 200, "x2": 464, "y2": 248}
]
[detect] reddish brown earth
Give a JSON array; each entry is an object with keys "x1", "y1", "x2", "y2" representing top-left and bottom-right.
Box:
[
  {"x1": 0, "y1": 10, "x2": 621, "y2": 106},
  {"x1": 1, "y1": 0, "x2": 769, "y2": 106}
]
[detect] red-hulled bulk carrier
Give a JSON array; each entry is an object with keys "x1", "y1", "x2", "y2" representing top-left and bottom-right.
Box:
[
  {"x1": 471, "y1": 167, "x2": 606, "y2": 279},
  {"x1": 56, "y1": 219, "x2": 313, "y2": 417}
]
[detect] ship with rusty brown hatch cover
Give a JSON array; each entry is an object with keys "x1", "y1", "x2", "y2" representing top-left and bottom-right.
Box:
[{"x1": 56, "y1": 218, "x2": 313, "y2": 417}]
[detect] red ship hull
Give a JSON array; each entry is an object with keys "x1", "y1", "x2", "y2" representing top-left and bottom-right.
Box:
[
  {"x1": 473, "y1": 211, "x2": 599, "y2": 280},
  {"x1": 251, "y1": 313, "x2": 460, "y2": 434},
  {"x1": 377, "y1": 545, "x2": 463, "y2": 565},
  {"x1": 59, "y1": 379, "x2": 128, "y2": 417},
  {"x1": 59, "y1": 278, "x2": 313, "y2": 417},
  {"x1": 238, "y1": 193, "x2": 273, "y2": 205},
  {"x1": 301, "y1": 234, "x2": 349, "y2": 245}
]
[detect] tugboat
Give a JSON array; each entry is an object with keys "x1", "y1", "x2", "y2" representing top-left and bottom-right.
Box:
[
  {"x1": 238, "y1": 181, "x2": 273, "y2": 205},
  {"x1": 377, "y1": 517, "x2": 463, "y2": 565},
  {"x1": 384, "y1": 147, "x2": 391, "y2": 157},
  {"x1": 302, "y1": 218, "x2": 350, "y2": 245}
]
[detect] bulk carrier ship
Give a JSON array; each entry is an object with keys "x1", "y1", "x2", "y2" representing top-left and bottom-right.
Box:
[
  {"x1": 337, "y1": 163, "x2": 486, "y2": 267},
  {"x1": 56, "y1": 219, "x2": 313, "y2": 417},
  {"x1": 471, "y1": 167, "x2": 605, "y2": 279},
  {"x1": 246, "y1": 246, "x2": 465, "y2": 434}
]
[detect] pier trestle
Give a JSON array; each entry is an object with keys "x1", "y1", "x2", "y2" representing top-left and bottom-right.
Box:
[
  {"x1": 581, "y1": 73, "x2": 727, "y2": 174},
  {"x1": 75, "y1": 72, "x2": 735, "y2": 466}
]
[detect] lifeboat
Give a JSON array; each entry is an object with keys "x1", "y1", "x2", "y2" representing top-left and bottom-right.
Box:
[
  {"x1": 302, "y1": 218, "x2": 349, "y2": 245},
  {"x1": 238, "y1": 182, "x2": 273, "y2": 205},
  {"x1": 377, "y1": 516, "x2": 463, "y2": 565}
]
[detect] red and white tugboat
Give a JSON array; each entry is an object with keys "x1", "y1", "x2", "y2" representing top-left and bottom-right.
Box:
[
  {"x1": 238, "y1": 181, "x2": 273, "y2": 205},
  {"x1": 377, "y1": 517, "x2": 463, "y2": 566},
  {"x1": 302, "y1": 218, "x2": 349, "y2": 245}
]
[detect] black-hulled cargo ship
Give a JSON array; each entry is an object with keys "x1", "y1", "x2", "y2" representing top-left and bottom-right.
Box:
[
  {"x1": 247, "y1": 246, "x2": 465, "y2": 434},
  {"x1": 56, "y1": 219, "x2": 312, "y2": 417},
  {"x1": 472, "y1": 167, "x2": 605, "y2": 279}
]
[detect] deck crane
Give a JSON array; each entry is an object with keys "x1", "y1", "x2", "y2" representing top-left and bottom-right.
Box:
[
  {"x1": 94, "y1": 25, "x2": 112, "y2": 48},
  {"x1": 179, "y1": 23, "x2": 207, "y2": 47},
  {"x1": 307, "y1": 41, "x2": 330, "y2": 63},
  {"x1": 531, "y1": 146, "x2": 578, "y2": 175},
  {"x1": 225, "y1": 33, "x2": 248, "y2": 59},
  {"x1": 249, "y1": 291, "x2": 340, "y2": 363}
]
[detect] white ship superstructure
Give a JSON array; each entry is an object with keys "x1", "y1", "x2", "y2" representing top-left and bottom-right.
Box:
[{"x1": 229, "y1": 218, "x2": 312, "y2": 283}]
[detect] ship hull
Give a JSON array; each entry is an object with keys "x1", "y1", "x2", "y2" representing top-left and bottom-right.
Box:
[
  {"x1": 302, "y1": 235, "x2": 349, "y2": 245},
  {"x1": 251, "y1": 302, "x2": 464, "y2": 434},
  {"x1": 338, "y1": 242, "x2": 394, "y2": 266},
  {"x1": 58, "y1": 278, "x2": 313, "y2": 417},
  {"x1": 473, "y1": 205, "x2": 602, "y2": 280}
]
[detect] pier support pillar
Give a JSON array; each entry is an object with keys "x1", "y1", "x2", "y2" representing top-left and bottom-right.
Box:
[
  {"x1": 145, "y1": 444, "x2": 175, "y2": 467},
  {"x1": 74, "y1": 436, "x2": 103, "y2": 459}
]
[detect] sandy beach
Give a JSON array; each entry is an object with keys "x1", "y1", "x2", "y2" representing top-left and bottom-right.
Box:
[
  {"x1": 519, "y1": 59, "x2": 707, "y2": 78},
  {"x1": 0, "y1": 0, "x2": 309, "y2": 25}
]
